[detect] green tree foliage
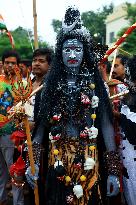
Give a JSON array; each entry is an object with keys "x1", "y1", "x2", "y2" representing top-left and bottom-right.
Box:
[
  {"x1": 12, "y1": 27, "x2": 34, "y2": 59},
  {"x1": 117, "y1": 3, "x2": 136, "y2": 55},
  {"x1": 52, "y1": 19, "x2": 61, "y2": 33},
  {"x1": 82, "y1": 4, "x2": 113, "y2": 44},
  {"x1": 126, "y1": 3, "x2": 136, "y2": 24},
  {"x1": 0, "y1": 26, "x2": 49, "y2": 60},
  {"x1": 51, "y1": 4, "x2": 113, "y2": 44}
]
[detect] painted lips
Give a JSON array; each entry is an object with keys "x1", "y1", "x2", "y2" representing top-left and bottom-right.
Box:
[{"x1": 67, "y1": 59, "x2": 78, "y2": 64}]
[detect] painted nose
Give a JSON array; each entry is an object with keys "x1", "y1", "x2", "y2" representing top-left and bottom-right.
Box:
[{"x1": 69, "y1": 50, "x2": 76, "y2": 59}]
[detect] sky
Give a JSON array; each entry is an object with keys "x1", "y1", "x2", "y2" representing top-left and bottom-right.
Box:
[{"x1": 0, "y1": 0, "x2": 136, "y2": 46}]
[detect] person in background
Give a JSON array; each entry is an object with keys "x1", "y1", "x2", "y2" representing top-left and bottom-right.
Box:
[
  {"x1": 19, "y1": 59, "x2": 32, "y2": 80},
  {"x1": 99, "y1": 55, "x2": 129, "y2": 97},
  {"x1": 32, "y1": 48, "x2": 53, "y2": 90},
  {"x1": 28, "y1": 47, "x2": 54, "y2": 205},
  {"x1": 114, "y1": 55, "x2": 136, "y2": 205},
  {"x1": 112, "y1": 54, "x2": 128, "y2": 82},
  {"x1": 0, "y1": 50, "x2": 24, "y2": 205},
  {"x1": 28, "y1": 48, "x2": 54, "y2": 128}
]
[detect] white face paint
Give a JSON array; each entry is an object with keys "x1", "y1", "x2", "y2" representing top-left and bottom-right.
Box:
[{"x1": 62, "y1": 39, "x2": 83, "y2": 74}]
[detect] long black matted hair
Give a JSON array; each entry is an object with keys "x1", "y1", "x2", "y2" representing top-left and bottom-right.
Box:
[{"x1": 38, "y1": 6, "x2": 112, "y2": 125}]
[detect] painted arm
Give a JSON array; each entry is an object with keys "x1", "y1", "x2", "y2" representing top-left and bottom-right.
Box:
[
  {"x1": 101, "y1": 111, "x2": 116, "y2": 151},
  {"x1": 32, "y1": 123, "x2": 45, "y2": 144},
  {"x1": 101, "y1": 110, "x2": 120, "y2": 197}
]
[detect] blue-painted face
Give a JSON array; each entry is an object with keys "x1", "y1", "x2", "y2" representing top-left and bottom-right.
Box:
[{"x1": 62, "y1": 39, "x2": 83, "y2": 74}]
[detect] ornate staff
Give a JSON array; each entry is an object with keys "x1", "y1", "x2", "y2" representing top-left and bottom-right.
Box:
[
  {"x1": 23, "y1": 117, "x2": 39, "y2": 205},
  {"x1": 8, "y1": 84, "x2": 43, "y2": 118},
  {"x1": 8, "y1": 65, "x2": 39, "y2": 205},
  {"x1": 101, "y1": 22, "x2": 136, "y2": 64}
]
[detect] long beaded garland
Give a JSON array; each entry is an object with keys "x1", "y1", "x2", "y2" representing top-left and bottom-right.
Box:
[{"x1": 48, "y1": 73, "x2": 100, "y2": 203}]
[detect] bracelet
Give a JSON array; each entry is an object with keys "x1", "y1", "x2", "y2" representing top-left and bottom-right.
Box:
[
  {"x1": 11, "y1": 178, "x2": 25, "y2": 187},
  {"x1": 104, "y1": 150, "x2": 121, "y2": 176}
]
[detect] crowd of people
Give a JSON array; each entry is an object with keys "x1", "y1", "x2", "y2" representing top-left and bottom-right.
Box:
[{"x1": 0, "y1": 6, "x2": 136, "y2": 205}]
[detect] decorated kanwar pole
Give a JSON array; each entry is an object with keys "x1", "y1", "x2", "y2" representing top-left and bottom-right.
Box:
[
  {"x1": 101, "y1": 22, "x2": 136, "y2": 64},
  {"x1": 7, "y1": 65, "x2": 39, "y2": 205}
]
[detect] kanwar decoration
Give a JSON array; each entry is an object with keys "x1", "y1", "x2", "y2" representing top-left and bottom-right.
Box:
[{"x1": 101, "y1": 22, "x2": 136, "y2": 63}]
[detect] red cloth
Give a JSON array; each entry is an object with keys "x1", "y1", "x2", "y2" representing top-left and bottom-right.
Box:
[
  {"x1": 10, "y1": 130, "x2": 26, "y2": 146},
  {"x1": 10, "y1": 156, "x2": 26, "y2": 177}
]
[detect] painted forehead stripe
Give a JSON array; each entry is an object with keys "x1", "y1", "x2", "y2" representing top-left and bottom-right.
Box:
[
  {"x1": 63, "y1": 39, "x2": 83, "y2": 48},
  {"x1": 67, "y1": 39, "x2": 79, "y2": 43}
]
